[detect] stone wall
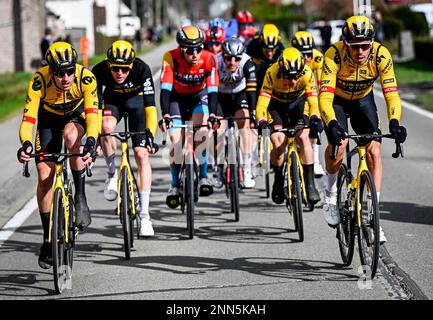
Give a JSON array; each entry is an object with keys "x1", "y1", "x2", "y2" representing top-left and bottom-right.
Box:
[{"x1": 0, "y1": 0, "x2": 46, "y2": 73}]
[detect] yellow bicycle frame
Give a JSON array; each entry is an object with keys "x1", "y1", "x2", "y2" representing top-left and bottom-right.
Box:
[
  {"x1": 347, "y1": 145, "x2": 369, "y2": 228},
  {"x1": 49, "y1": 162, "x2": 71, "y2": 243},
  {"x1": 116, "y1": 140, "x2": 136, "y2": 217},
  {"x1": 286, "y1": 136, "x2": 307, "y2": 201}
]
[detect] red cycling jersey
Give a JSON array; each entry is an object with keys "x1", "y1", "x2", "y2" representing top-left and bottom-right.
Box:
[{"x1": 160, "y1": 48, "x2": 219, "y2": 95}]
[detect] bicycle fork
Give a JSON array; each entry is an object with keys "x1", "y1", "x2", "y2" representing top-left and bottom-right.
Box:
[
  {"x1": 49, "y1": 163, "x2": 71, "y2": 243},
  {"x1": 116, "y1": 141, "x2": 137, "y2": 219}
]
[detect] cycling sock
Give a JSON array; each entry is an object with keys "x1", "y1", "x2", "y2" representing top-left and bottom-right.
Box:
[
  {"x1": 72, "y1": 168, "x2": 86, "y2": 197},
  {"x1": 324, "y1": 168, "x2": 338, "y2": 195},
  {"x1": 105, "y1": 154, "x2": 116, "y2": 177},
  {"x1": 139, "y1": 190, "x2": 150, "y2": 220},
  {"x1": 39, "y1": 212, "x2": 50, "y2": 241},
  {"x1": 199, "y1": 150, "x2": 208, "y2": 179},
  {"x1": 273, "y1": 166, "x2": 284, "y2": 184},
  {"x1": 170, "y1": 164, "x2": 181, "y2": 187},
  {"x1": 313, "y1": 143, "x2": 320, "y2": 163},
  {"x1": 302, "y1": 163, "x2": 315, "y2": 187},
  {"x1": 243, "y1": 153, "x2": 252, "y2": 171}
]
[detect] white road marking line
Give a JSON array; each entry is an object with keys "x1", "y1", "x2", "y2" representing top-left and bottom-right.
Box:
[{"x1": 0, "y1": 196, "x2": 37, "y2": 247}]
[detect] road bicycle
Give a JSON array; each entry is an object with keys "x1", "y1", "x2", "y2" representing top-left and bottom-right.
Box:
[
  {"x1": 162, "y1": 121, "x2": 209, "y2": 239},
  {"x1": 333, "y1": 133, "x2": 403, "y2": 279},
  {"x1": 100, "y1": 114, "x2": 156, "y2": 260},
  {"x1": 214, "y1": 115, "x2": 251, "y2": 222},
  {"x1": 23, "y1": 148, "x2": 89, "y2": 294},
  {"x1": 275, "y1": 125, "x2": 312, "y2": 242},
  {"x1": 258, "y1": 127, "x2": 271, "y2": 199}
]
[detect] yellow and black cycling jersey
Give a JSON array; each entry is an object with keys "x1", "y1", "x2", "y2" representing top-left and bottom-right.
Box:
[
  {"x1": 19, "y1": 64, "x2": 100, "y2": 144},
  {"x1": 306, "y1": 49, "x2": 323, "y2": 84},
  {"x1": 256, "y1": 62, "x2": 319, "y2": 120},
  {"x1": 319, "y1": 40, "x2": 401, "y2": 126}
]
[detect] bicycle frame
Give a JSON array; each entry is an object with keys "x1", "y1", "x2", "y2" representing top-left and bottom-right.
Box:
[
  {"x1": 345, "y1": 144, "x2": 369, "y2": 228},
  {"x1": 284, "y1": 131, "x2": 307, "y2": 202}
]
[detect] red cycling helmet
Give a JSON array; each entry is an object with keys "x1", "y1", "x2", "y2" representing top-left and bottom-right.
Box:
[
  {"x1": 205, "y1": 26, "x2": 226, "y2": 44},
  {"x1": 236, "y1": 10, "x2": 253, "y2": 24}
]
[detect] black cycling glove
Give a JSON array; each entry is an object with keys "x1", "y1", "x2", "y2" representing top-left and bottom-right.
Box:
[
  {"x1": 17, "y1": 140, "x2": 33, "y2": 161},
  {"x1": 389, "y1": 119, "x2": 407, "y2": 143},
  {"x1": 327, "y1": 120, "x2": 346, "y2": 146}
]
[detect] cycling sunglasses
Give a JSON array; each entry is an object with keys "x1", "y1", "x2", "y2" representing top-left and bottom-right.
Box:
[
  {"x1": 111, "y1": 66, "x2": 131, "y2": 73},
  {"x1": 223, "y1": 55, "x2": 242, "y2": 62},
  {"x1": 345, "y1": 41, "x2": 372, "y2": 51},
  {"x1": 301, "y1": 51, "x2": 313, "y2": 59},
  {"x1": 181, "y1": 46, "x2": 203, "y2": 55},
  {"x1": 209, "y1": 41, "x2": 222, "y2": 47},
  {"x1": 53, "y1": 68, "x2": 75, "y2": 77}
]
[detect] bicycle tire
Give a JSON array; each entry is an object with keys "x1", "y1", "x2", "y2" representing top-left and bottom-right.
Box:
[
  {"x1": 290, "y1": 152, "x2": 304, "y2": 242},
  {"x1": 65, "y1": 180, "x2": 75, "y2": 282},
  {"x1": 264, "y1": 135, "x2": 271, "y2": 199},
  {"x1": 336, "y1": 164, "x2": 355, "y2": 266},
  {"x1": 357, "y1": 170, "x2": 380, "y2": 279},
  {"x1": 131, "y1": 171, "x2": 141, "y2": 240},
  {"x1": 229, "y1": 163, "x2": 240, "y2": 222},
  {"x1": 120, "y1": 167, "x2": 132, "y2": 260},
  {"x1": 52, "y1": 187, "x2": 66, "y2": 294},
  {"x1": 186, "y1": 163, "x2": 194, "y2": 239}
]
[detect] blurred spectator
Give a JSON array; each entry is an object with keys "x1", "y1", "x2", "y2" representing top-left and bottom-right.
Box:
[
  {"x1": 40, "y1": 27, "x2": 53, "y2": 65},
  {"x1": 135, "y1": 28, "x2": 143, "y2": 51},
  {"x1": 320, "y1": 21, "x2": 332, "y2": 52},
  {"x1": 374, "y1": 11, "x2": 384, "y2": 43}
]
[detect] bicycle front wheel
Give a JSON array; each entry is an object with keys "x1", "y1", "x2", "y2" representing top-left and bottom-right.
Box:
[
  {"x1": 336, "y1": 164, "x2": 355, "y2": 266},
  {"x1": 263, "y1": 135, "x2": 271, "y2": 199},
  {"x1": 229, "y1": 164, "x2": 240, "y2": 222},
  {"x1": 65, "y1": 180, "x2": 75, "y2": 282},
  {"x1": 186, "y1": 163, "x2": 195, "y2": 239},
  {"x1": 290, "y1": 152, "x2": 304, "y2": 242},
  {"x1": 52, "y1": 187, "x2": 67, "y2": 294},
  {"x1": 357, "y1": 170, "x2": 380, "y2": 279},
  {"x1": 120, "y1": 167, "x2": 132, "y2": 260}
]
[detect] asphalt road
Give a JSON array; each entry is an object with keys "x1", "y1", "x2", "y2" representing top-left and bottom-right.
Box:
[{"x1": 0, "y1": 41, "x2": 431, "y2": 300}]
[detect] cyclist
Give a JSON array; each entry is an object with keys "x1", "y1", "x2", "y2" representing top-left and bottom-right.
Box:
[
  {"x1": 213, "y1": 37, "x2": 257, "y2": 189},
  {"x1": 17, "y1": 42, "x2": 99, "y2": 269},
  {"x1": 319, "y1": 16, "x2": 407, "y2": 243},
  {"x1": 256, "y1": 48, "x2": 321, "y2": 206},
  {"x1": 247, "y1": 23, "x2": 285, "y2": 91},
  {"x1": 292, "y1": 31, "x2": 325, "y2": 177},
  {"x1": 247, "y1": 24, "x2": 285, "y2": 175},
  {"x1": 236, "y1": 10, "x2": 257, "y2": 46},
  {"x1": 204, "y1": 26, "x2": 226, "y2": 54},
  {"x1": 159, "y1": 25, "x2": 219, "y2": 208},
  {"x1": 92, "y1": 40, "x2": 158, "y2": 237}
]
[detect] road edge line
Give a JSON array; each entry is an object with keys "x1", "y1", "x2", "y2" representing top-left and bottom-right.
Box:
[{"x1": 0, "y1": 196, "x2": 37, "y2": 247}]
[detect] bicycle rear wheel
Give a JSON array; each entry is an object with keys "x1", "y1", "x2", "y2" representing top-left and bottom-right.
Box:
[
  {"x1": 290, "y1": 152, "x2": 304, "y2": 242},
  {"x1": 120, "y1": 167, "x2": 132, "y2": 260},
  {"x1": 357, "y1": 170, "x2": 380, "y2": 279},
  {"x1": 185, "y1": 163, "x2": 195, "y2": 239},
  {"x1": 52, "y1": 187, "x2": 67, "y2": 294},
  {"x1": 336, "y1": 164, "x2": 355, "y2": 266}
]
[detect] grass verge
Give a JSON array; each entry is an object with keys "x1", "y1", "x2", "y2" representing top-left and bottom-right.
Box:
[{"x1": 0, "y1": 72, "x2": 32, "y2": 122}]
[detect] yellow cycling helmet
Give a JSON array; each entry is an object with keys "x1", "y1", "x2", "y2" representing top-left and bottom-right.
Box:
[
  {"x1": 176, "y1": 25, "x2": 204, "y2": 48},
  {"x1": 291, "y1": 31, "x2": 314, "y2": 53},
  {"x1": 45, "y1": 41, "x2": 77, "y2": 70},
  {"x1": 278, "y1": 47, "x2": 305, "y2": 79},
  {"x1": 107, "y1": 40, "x2": 136, "y2": 66},
  {"x1": 260, "y1": 24, "x2": 281, "y2": 49},
  {"x1": 342, "y1": 15, "x2": 375, "y2": 42}
]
